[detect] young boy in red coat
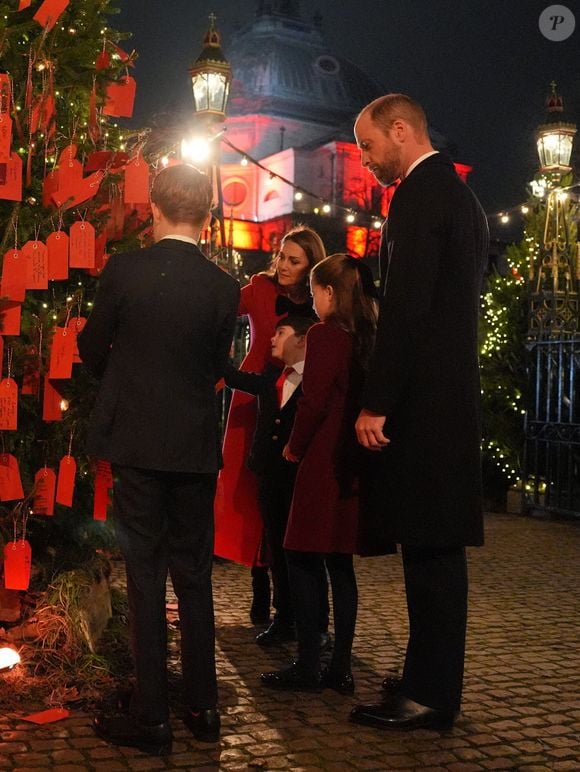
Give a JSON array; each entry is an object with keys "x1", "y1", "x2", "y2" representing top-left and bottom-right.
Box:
[{"x1": 224, "y1": 315, "x2": 330, "y2": 649}]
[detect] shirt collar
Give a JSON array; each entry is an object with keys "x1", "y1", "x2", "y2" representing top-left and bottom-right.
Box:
[
  {"x1": 404, "y1": 150, "x2": 439, "y2": 179},
  {"x1": 159, "y1": 235, "x2": 198, "y2": 246},
  {"x1": 290, "y1": 360, "x2": 304, "y2": 375}
]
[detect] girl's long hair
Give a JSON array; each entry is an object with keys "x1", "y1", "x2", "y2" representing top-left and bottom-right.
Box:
[
  {"x1": 311, "y1": 254, "x2": 378, "y2": 369},
  {"x1": 263, "y1": 225, "x2": 326, "y2": 297}
]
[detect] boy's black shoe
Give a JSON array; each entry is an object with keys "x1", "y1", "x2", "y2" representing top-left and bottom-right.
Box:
[
  {"x1": 261, "y1": 662, "x2": 322, "y2": 692},
  {"x1": 320, "y1": 666, "x2": 355, "y2": 695},
  {"x1": 183, "y1": 707, "x2": 220, "y2": 742},
  {"x1": 93, "y1": 712, "x2": 172, "y2": 756}
]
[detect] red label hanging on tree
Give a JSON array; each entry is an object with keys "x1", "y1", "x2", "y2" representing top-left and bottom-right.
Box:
[
  {"x1": 0, "y1": 301, "x2": 22, "y2": 336},
  {"x1": 56, "y1": 455, "x2": 76, "y2": 506},
  {"x1": 69, "y1": 221, "x2": 95, "y2": 268},
  {"x1": 124, "y1": 154, "x2": 150, "y2": 204},
  {"x1": 33, "y1": 468, "x2": 56, "y2": 515},
  {"x1": 52, "y1": 169, "x2": 104, "y2": 210},
  {"x1": 0, "y1": 115, "x2": 13, "y2": 163},
  {"x1": 103, "y1": 75, "x2": 136, "y2": 118},
  {"x1": 42, "y1": 169, "x2": 59, "y2": 208},
  {"x1": 0, "y1": 454, "x2": 24, "y2": 500},
  {"x1": 0, "y1": 379, "x2": 18, "y2": 430},
  {"x1": 46, "y1": 231, "x2": 69, "y2": 280},
  {"x1": 0, "y1": 74, "x2": 11, "y2": 114},
  {"x1": 33, "y1": 0, "x2": 70, "y2": 32},
  {"x1": 4, "y1": 540, "x2": 32, "y2": 590},
  {"x1": 48, "y1": 327, "x2": 75, "y2": 379},
  {"x1": 68, "y1": 316, "x2": 86, "y2": 363},
  {"x1": 1, "y1": 249, "x2": 26, "y2": 302},
  {"x1": 42, "y1": 375, "x2": 63, "y2": 422},
  {"x1": 18, "y1": 0, "x2": 33, "y2": 9},
  {"x1": 22, "y1": 239, "x2": 48, "y2": 290},
  {"x1": 93, "y1": 460, "x2": 112, "y2": 521},
  {"x1": 0, "y1": 153, "x2": 23, "y2": 201},
  {"x1": 96, "y1": 51, "x2": 111, "y2": 71}
]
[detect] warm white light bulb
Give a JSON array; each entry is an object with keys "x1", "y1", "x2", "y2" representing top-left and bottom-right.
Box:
[{"x1": 0, "y1": 648, "x2": 20, "y2": 671}]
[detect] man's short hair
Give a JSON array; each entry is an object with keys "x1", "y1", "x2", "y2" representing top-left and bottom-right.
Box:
[
  {"x1": 275, "y1": 315, "x2": 314, "y2": 337},
  {"x1": 359, "y1": 93, "x2": 428, "y2": 139},
  {"x1": 150, "y1": 164, "x2": 213, "y2": 226}
]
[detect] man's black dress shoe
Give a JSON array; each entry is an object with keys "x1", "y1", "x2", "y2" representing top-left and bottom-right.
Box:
[
  {"x1": 261, "y1": 662, "x2": 322, "y2": 692},
  {"x1": 183, "y1": 707, "x2": 220, "y2": 742},
  {"x1": 255, "y1": 620, "x2": 295, "y2": 646},
  {"x1": 93, "y1": 712, "x2": 172, "y2": 756},
  {"x1": 381, "y1": 673, "x2": 403, "y2": 693},
  {"x1": 320, "y1": 666, "x2": 355, "y2": 695},
  {"x1": 349, "y1": 695, "x2": 456, "y2": 730}
]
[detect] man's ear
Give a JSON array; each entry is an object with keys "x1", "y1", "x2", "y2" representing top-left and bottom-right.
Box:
[{"x1": 151, "y1": 201, "x2": 161, "y2": 223}]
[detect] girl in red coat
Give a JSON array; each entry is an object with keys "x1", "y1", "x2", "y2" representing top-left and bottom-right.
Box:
[
  {"x1": 261, "y1": 253, "x2": 379, "y2": 694},
  {"x1": 214, "y1": 226, "x2": 326, "y2": 623}
]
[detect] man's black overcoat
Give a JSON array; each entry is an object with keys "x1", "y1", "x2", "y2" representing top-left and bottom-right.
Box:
[
  {"x1": 78, "y1": 238, "x2": 240, "y2": 473},
  {"x1": 363, "y1": 154, "x2": 489, "y2": 547}
]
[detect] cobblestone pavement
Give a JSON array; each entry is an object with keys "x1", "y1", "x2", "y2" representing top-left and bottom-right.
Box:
[{"x1": 0, "y1": 512, "x2": 579, "y2": 771}]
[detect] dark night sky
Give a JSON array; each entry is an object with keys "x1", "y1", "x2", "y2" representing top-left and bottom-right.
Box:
[{"x1": 116, "y1": 0, "x2": 580, "y2": 219}]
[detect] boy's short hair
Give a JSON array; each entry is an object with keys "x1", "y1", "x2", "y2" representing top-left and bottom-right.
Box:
[
  {"x1": 150, "y1": 164, "x2": 213, "y2": 226},
  {"x1": 275, "y1": 315, "x2": 314, "y2": 337}
]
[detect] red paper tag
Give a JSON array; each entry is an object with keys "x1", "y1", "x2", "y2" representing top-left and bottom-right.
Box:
[
  {"x1": 93, "y1": 460, "x2": 112, "y2": 521},
  {"x1": 69, "y1": 221, "x2": 95, "y2": 268},
  {"x1": 18, "y1": 0, "x2": 33, "y2": 9},
  {"x1": 42, "y1": 168, "x2": 59, "y2": 208},
  {"x1": 0, "y1": 301, "x2": 21, "y2": 336},
  {"x1": 124, "y1": 154, "x2": 150, "y2": 204},
  {"x1": 0, "y1": 115, "x2": 12, "y2": 163},
  {"x1": 33, "y1": 0, "x2": 70, "y2": 32},
  {"x1": 4, "y1": 540, "x2": 31, "y2": 590},
  {"x1": 33, "y1": 468, "x2": 56, "y2": 515},
  {"x1": 0, "y1": 379, "x2": 18, "y2": 430},
  {"x1": 22, "y1": 239, "x2": 48, "y2": 290},
  {"x1": 68, "y1": 316, "x2": 86, "y2": 363},
  {"x1": 0, "y1": 74, "x2": 11, "y2": 113},
  {"x1": 46, "y1": 231, "x2": 69, "y2": 281},
  {"x1": 23, "y1": 708, "x2": 70, "y2": 724},
  {"x1": 96, "y1": 51, "x2": 111, "y2": 71},
  {"x1": 1, "y1": 249, "x2": 26, "y2": 302},
  {"x1": 52, "y1": 170, "x2": 104, "y2": 210},
  {"x1": 104, "y1": 75, "x2": 136, "y2": 118},
  {"x1": 57, "y1": 152, "x2": 82, "y2": 191},
  {"x1": 42, "y1": 375, "x2": 63, "y2": 422},
  {"x1": 56, "y1": 455, "x2": 76, "y2": 506},
  {"x1": 0, "y1": 454, "x2": 24, "y2": 500},
  {"x1": 48, "y1": 327, "x2": 75, "y2": 379},
  {"x1": 0, "y1": 153, "x2": 22, "y2": 201}
]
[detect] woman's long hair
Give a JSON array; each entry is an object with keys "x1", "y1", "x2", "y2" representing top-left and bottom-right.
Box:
[
  {"x1": 311, "y1": 254, "x2": 378, "y2": 369},
  {"x1": 264, "y1": 225, "x2": 326, "y2": 297}
]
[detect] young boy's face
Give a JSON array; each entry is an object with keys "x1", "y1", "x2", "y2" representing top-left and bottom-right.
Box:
[{"x1": 271, "y1": 325, "x2": 304, "y2": 364}]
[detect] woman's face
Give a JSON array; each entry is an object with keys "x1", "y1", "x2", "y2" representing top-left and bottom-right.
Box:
[{"x1": 276, "y1": 240, "x2": 310, "y2": 288}]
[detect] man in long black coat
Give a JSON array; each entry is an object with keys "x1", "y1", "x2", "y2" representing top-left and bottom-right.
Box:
[
  {"x1": 79, "y1": 165, "x2": 240, "y2": 755},
  {"x1": 351, "y1": 94, "x2": 488, "y2": 730}
]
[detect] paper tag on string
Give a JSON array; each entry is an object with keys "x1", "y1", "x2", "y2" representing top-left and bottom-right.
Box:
[
  {"x1": 124, "y1": 154, "x2": 150, "y2": 204},
  {"x1": 0, "y1": 115, "x2": 12, "y2": 163},
  {"x1": 0, "y1": 301, "x2": 22, "y2": 336},
  {"x1": 46, "y1": 231, "x2": 69, "y2": 280},
  {"x1": 0, "y1": 379, "x2": 18, "y2": 430},
  {"x1": 42, "y1": 169, "x2": 59, "y2": 208},
  {"x1": 0, "y1": 454, "x2": 24, "y2": 500},
  {"x1": 33, "y1": 0, "x2": 70, "y2": 32},
  {"x1": 93, "y1": 460, "x2": 113, "y2": 521},
  {"x1": 1, "y1": 249, "x2": 26, "y2": 302},
  {"x1": 96, "y1": 51, "x2": 111, "y2": 71},
  {"x1": 48, "y1": 327, "x2": 75, "y2": 380},
  {"x1": 33, "y1": 468, "x2": 56, "y2": 515},
  {"x1": 22, "y1": 240, "x2": 48, "y2": 290},
  {"x1": 0, "y1": 74, "x2": 10, "y2": 113},
  {"x1": 103, "y1": 76, "x2": 136, "y2": 118},
  {"x1": 18, "y1": 0, "x2": 33, "y2": 9},
  {"x1": 69, "y1": 221, "x2": 95, "y2": 268},
  {"x1": 68, "y1": 316, "x2": 86, "y2": 363},
  {"x1": 4, "y1": 540, "x2": 31, "y2": 590},
  {"x1": 42, "y1": 375, "x2": 63, "y2": 422},
  {"x1": 0, "y1": 153, "x2": 22, "y2": 201},
  {"x1": 22, "y1": 708, "x2": 70, "y2": 724},
  {"x1": 56, "y1": 455, "x2": 75, "y2": 506}
]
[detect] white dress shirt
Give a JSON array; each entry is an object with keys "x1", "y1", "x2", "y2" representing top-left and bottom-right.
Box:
[{"x1": 281, "y1": 360, "x2": 304, "y2": 408}]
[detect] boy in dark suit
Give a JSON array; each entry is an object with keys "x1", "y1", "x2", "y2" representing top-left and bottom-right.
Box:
[{"x1": 224, "y1": 315, "x2": 329, "y2": 649}]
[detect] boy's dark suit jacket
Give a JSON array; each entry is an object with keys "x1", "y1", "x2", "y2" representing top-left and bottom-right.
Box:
[
  {"x1": 78, "y1": 238, "x2": 240, "y2": 473},
  {"x1": 223, "y1": 362, "x2": 301, "y2": 474}
]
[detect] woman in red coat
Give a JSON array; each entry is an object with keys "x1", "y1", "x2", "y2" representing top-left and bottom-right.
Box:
[
  {"x1": 214, "y1": 225, "x2": 326, "y2": 622},
  {"x1": 261, "y1": 254, "x2": 385, "y2": 693}
]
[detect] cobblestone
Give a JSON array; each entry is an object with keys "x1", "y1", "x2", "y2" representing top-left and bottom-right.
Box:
[{"x1": 0, "y1": 512, "x2": 578, "y2": 769}]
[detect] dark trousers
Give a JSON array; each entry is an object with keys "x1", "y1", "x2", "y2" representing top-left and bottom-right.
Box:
[
  {"x1": 287, "y1": 551, "x2": 357, "y2": 676},
  {"x1": 112, "y1": 465, "x2": 218, "y2": 725},
  {"x1": 258, "y1": 460, "x2": 329, "y2": 630},
  {"x1": 401, "y1": 545, "x2": 468, "y2": 712}
]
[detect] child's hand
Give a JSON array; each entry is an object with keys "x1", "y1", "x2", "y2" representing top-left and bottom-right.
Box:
[
  {"x1": 355, "y1": 409, "x2": 390, "y2": 451},
  {"x1": 282, "y1": 444, "x2": 300, "y2": 463}
]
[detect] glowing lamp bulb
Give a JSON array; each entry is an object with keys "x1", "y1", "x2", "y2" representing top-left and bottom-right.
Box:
[
  {"x1": 500, "y1": 214, "x2": 509, "y2": 224},
  {"x1": 240, "y1": 156, "x2": 249, "y2": 167},
  {"x1": 322, "y1": 204, "x2": 331, "y2": 214},
  {"x1": 0, "y1": 648, "x2": 20, "y2": 671},
  {"x1": 294, "y1": 191, "x2": 303, "y2": 201},
  {"x1": 521, "y1": 205, "x2": 529, "y2": 214},
  {"x1": 372, "y1": 220, "x2": 382, "y2": 229},
  {"x1": 60, "y1": 399, "x2": 69, "y2": 412},
  {"x1": 346, "y1": 213, "x2": 355, "y2": 223}
]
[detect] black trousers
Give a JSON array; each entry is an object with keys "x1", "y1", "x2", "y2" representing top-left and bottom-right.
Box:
[
  {"x1": 400, "y1": 545, "x2": 468, "y2": 712},
  {"x1": 112, "y1": 465, "x2": 218, "y2": 725},
  {"x1": 258, "y1": 460, "x2": 329, "y2": 630},
  {"x1": 287, "y1": 551, "x2": 357, "y2": 677}
]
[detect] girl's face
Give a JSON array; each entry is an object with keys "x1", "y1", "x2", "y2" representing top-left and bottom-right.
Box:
[
  {"x1": 311, "y1": 280, "x2": 334, "y2": 321},
  {"x1": 276, "y1": 240, "x2": 310, "y2": 288}
]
